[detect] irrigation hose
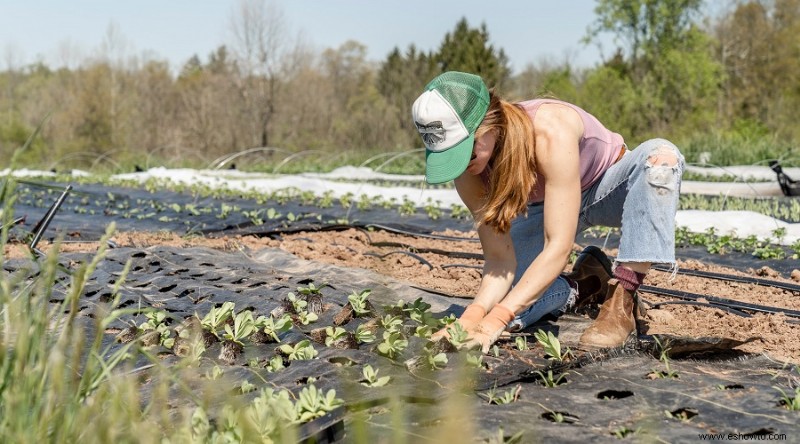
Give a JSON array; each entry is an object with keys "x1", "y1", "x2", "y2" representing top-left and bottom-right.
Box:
[
  {"x1": 638, "y1": 285, "x2": 800, "y2": 318},
  {"x1": 650, "y1": 264, "x2": 800, "y2": 293}
]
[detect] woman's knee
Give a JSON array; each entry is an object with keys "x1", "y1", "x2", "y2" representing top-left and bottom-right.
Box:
[{"x1": 641, "y1": 139, "x2": 684, "y2": 195}]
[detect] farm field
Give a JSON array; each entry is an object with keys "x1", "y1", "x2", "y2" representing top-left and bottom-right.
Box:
[{"x1": 2, "y1": 167, "x2": 799, "y2": 443}]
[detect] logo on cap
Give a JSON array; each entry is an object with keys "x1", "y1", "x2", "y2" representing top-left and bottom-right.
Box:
[{"x1": 415, "y1": 120, "x2": 445, "y2": 146}]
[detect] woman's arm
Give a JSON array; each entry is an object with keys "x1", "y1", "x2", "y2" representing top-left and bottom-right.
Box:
[
  {"x1": 497, "y1": 103, "x2": 583, "y2": 313},
  {"x1": 453, "y1": 172, "x2": 516, "y2": 313}
]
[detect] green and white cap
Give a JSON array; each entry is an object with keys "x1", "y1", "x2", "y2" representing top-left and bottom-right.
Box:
[{"x1": 412, "y1": 71, "x2": 490, "y2": 184}]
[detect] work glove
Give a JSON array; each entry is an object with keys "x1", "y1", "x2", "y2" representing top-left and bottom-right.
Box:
[
  {"x1": 464, "y1": 304, "x2": 516, "y2": 353},
  {"x1": 431, "y1": 303, "x2": 486, "y2": 341}
]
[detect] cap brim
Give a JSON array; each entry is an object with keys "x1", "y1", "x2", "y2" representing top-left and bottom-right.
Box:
[{"x1": 425, "y1": 133, "x2": 474, "y2": 184}]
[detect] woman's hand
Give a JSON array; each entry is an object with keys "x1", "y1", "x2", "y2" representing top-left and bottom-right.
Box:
[
  {"x1": 431, "y1": 303, "x2": 485, "y2": 341},
  {"x1": 463, "y1": 304, "x2": 516, "y2": 353}
]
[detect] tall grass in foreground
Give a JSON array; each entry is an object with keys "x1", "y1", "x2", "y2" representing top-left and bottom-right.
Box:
[
  {"x1": 0, "y1": 205, "x2": 309, "y2": 442},
  {"x1": 0, "y1": 185, "x2": 484, "y2": 443}
]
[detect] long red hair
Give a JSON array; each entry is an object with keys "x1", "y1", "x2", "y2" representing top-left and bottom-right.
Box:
[{"x1": 475, "y1": 91, "x2": 537, "y2": 233}]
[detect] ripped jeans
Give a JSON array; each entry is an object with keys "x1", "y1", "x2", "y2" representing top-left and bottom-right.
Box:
[{"x1": 507, "y1": 138, "x2": 685, "y2": 332}]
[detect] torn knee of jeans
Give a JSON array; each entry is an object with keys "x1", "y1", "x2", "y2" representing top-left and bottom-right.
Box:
[
  {"x1": 646, "y1": 145, "x2": 679, "y2": 168},
  {"x1": 645, "y1": 145, "x2": 680, "y2": 194}
]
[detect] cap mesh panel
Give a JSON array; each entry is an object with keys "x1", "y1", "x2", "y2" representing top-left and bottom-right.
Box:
[{"x1": 428, "y1": 72, "x2": 489, "y2": 132}]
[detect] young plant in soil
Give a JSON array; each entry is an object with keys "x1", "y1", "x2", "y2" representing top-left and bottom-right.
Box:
[
  {"x1": 199, "y1": 301, "x2": 235, "y2": 344},
  {"x1": 252, "y1": 314, "x2": 293, "y2": 343},
  {"x1": 376, "y1": 331, "x2": 408, "y2": 360},
  {"x1": 283, "y1": 293, "x2": 318, "y2": 325},
  {"x1": 480, "y1": 384, "x2": 522, "y2": 405},
  {"x1": 322, "y1": 326, "x2": 358, "y2": 349},
  {"x1": 354, "y1": 324, "x2": 377, "y2": 344},
  {"x1": 648, "y1": 337, "x2": 679, "y2": 379},
  {"x1": 265, "y1": 355, "x2": 286, "y2": 373},
  {"x1": 445, "y1": 322, "x2": 470, "y2": 349},
  {"x1": 531, "y1": 369, "x2": 568, "y2": 388},
  {"x1": 334, "y1": 289, "x2": 375, "y2": 326},
  {"x1": 378, "y1": 314, "x2": 403, "y2": 333},
  {"x1": 360, "y1": 364, "x2": 392, "y2": 387},
  {"x1": 138, "y1": 310, "x2": 174, "y2": 348},
  {"x1": 534, "y1": 329, "x2": 572, "y2": 362},
  {"x1": 295, "y1": 385, "x2": 344, "y2": 422},
  {"x1": 775, "y1": 386, "x2": 800, "y2": 410},
  {"x1": 219, "y1": 310, "x2": 256, "y2": 364},
  {"x1": 278, "y1": 339, "x2": 318, "y2": 361},
  {"x1": 405, "y1": 347, "x2": 448, "y2": 372},
  {"x1": 295, "y1": 282, "x2": 329, "y2": 315}
]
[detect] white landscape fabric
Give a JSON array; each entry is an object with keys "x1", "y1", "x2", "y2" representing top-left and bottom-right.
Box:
[{"x1": 4, "y1": 165, "x2": 799, "y2": 246}]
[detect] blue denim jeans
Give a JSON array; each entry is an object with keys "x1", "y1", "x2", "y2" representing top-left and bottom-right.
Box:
[{"x1": 506, "y1": 139, "x2": 685, "y2": 331}]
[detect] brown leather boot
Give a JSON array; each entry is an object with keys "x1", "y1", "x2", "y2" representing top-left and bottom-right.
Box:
[
  {"x1": 564, "y1": 246, "x2": 613, "y2": 308},
  {"x1": 579, "y1": 279, "x2": 636, "y2": 348}
]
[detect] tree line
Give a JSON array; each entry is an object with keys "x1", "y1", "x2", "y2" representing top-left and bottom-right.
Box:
[{"x1": 1, "y1": 0, "x2": 799, "y2": 172}]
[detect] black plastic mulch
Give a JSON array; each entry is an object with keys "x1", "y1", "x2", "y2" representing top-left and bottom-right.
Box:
[{"x1": 6, "y1": 244, "x2": 798, "y2": 442}]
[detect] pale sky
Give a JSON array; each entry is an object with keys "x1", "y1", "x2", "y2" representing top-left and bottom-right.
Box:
[{"x1": 0, "y1": 0, "x2": 615, "y2": 73}]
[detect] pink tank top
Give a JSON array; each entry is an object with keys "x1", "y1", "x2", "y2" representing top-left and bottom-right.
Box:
[{"x1": 482, "y1": 99, "x2": 625, "y2": 203}]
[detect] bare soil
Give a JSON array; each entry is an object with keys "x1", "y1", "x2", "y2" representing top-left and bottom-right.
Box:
[{"x1": 10, "y1": 227, "x2": 800, "y2": 363}]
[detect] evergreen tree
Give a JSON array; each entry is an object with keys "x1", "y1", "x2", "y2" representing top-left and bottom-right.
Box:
[{"x1": 436, "y1": 18, "x2": 511, "y2": 88}]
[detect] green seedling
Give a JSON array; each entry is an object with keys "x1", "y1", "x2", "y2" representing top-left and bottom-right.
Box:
[
  {"x1": 403, "y1": 297, "x2": 434, "y2": 325},
  {"x1": 255, "y1": 314, "x2": 293, "y2": 342},
  {"x1": 379, "y1": 314, "x2": 403, "y2": 332},
  {"x1": 437, "y1": 313, "x2": 457, "y2": 327},
  {"x1": 223, "y1": 310, "x2": 256, "y2": 345},
  {"x1": 774, "y1": 386, "x2": 800, "y2": 410},
  {"x1": 199, "y1": 301, "x2": 235, "y2": 338},
  {"x1": 347, "y1": 289, "x2": 372, "y2": 315},
  {"x1": 532, "y1": 369, "x2": 568, "y2": 388},
  {"x1": 515, "y1": 336, "x2": 529, "y2": 351},
  {"x1": 242, "y1": 209, "x2": 264, "y2": 225},
  {"x1": 612, "y1": 426, "x2": 637, "y2": 439},
  {"x1": 414, "y1": 324, "x2": 434, "y2": 339},
  {"x1": 360, "y1": 364, "x2": 391, "y2": 387},
  {"x1": 354, "y1": 324, "x2": 376, "y2": 344},
  {"x1": 240, "y1": 381, "x2": 257, "y2": 394},
  {"x1": 466, "y1": 352, "x2": 485, "y2": 369},
  {"x1": 324, "y1": 326, "x2": 348, "y2": 346},
  {"x1": 650, "y1": 336, "x2": 679, "y2": 379},
  {"x1": 265, "y1": 355, "x2": 286, "y2": 373},
  {"x1": 480, "y1": 384, "x2": 521, "y2": 405},
  {"x1": 376, "y1": 331, "x2": 408, "y2": 360},
  {"x1": 534, "y1": 329, "x2": 571, "y2": 362},
  {"x1": 423, "y1": 349, "x2": 448, "y2": 371},
  {"x1": 295, "y1": 385, "x2": 344, "y2": 422},
  {"x1": 486, "y1": 428, "x2": 524, "y2": 444},
  {"x1": 278, "y1": 340, "x2": 318, "y2": 361},
  {"x1": 446, "y1": 322, "x2": 469, "y2": 348},
  {"x1": 205, "y1": 365, "x2": 224, "y2": 380},
  {"x1": 266, "y1": 207, "x2": 281, "y2": 220}
]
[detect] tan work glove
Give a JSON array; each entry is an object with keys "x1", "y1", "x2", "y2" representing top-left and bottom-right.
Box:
[
  {"x1": 431, "y1": 303, "x2": 486, "y2": 341},
  {"x1": 464, "y1": 304, "x2": 516, "y2": 353}
]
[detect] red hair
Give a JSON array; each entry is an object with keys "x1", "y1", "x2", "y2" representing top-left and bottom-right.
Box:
[{"x1": 475, "y1": 91, "x2": 536, "y2": 233}]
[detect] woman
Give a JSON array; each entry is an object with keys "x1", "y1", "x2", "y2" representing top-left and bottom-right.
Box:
[{"x1": 412, "y1": 71, "x2": 684, "y2": 352}]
